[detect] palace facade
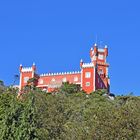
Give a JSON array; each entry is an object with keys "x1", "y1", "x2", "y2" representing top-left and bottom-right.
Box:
[{"x1": 19, "y1": 44, "x2": 110, "y2": 94}]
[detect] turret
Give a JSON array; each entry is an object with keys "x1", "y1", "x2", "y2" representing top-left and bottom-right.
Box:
[
  {"x1": 104, "y1": 45, "x2": 108, "y2": 56},
  {"x1": 90, "y1": 43, "x2": 98, "y2": 66},
  {"x1": 90, "y1": 47, "x2": 93, "y2": 58},
  {"x1": 93, "y1": 43, "x2": 98, "y2": 55},
  {"x1": 80, "y1": 59, "x2": 83, "y2": 68},
  {"x1": 19, "y1": 63, "x2": 37, "y2": 90},
  {"x1": 19, "y1": 64, "x2": 22, "y2": 72},
  {"x1": 32, "y1": 62, "x2": 36, "y2": 71},
  {"x1": 90, "y1": 43, "x2": 110, "y2": 92},
  {"x1": 80, "y1": 62, "x2": 95, "y2": 93}
]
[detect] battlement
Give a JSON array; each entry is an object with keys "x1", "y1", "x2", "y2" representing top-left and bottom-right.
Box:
[
  {"x1": 21, "y1": 67, "x2": 33, "y2": 72},
  {"x1": 40, "y1": 71, "x2": 81, "y2": 77},
  {"x1": 82, "y1": 63, "x2": 94, "y2": 68},
  {"x1": 98, "y1": 48, "x2": 105, "y2": 52}
]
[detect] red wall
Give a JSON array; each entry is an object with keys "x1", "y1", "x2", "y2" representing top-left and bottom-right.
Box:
[
  {"x1": 20, "y1": 72, "x2": 33, "y2": 89},
  {"x1": 82, "y1": 67, "x2": 94, "y2": 94},
  {"x1": 37, "y1": 73, "x2": 81, "y2": 92}
]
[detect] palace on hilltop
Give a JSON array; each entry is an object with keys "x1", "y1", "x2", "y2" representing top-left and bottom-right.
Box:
[{"x1": 19, "y1": 44, "x2": 110, "y2": 94}]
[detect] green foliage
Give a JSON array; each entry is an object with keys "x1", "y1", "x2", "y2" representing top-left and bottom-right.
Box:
[
  {"x1": 0, "y1": 89, "x2": 140, "y2": 140},
  {"x1": 93, "y1": 89, "x2": 108, "y2": 96},
  {"x1": 27, "y1": 77, "x2": 38, "y2": 90},
  {"x1": 0, "y1": 80, "x2": 5, "y2": 93},
  {"x1": 0, "y1": 80, "x2": 4, "y2": 86},
  {"x1": 0, "y1": 92, "x2": 39, "y2": 140},
  {"x1": 59, "y1": 82, "x2": 81, "y2": 94},
  {"x1": 27, "y1": 77, "x2": 37, "y2": 84}
]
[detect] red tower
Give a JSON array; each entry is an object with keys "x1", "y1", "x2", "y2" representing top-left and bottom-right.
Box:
[
  {"x1": 80, "y1": 62, "x2": 95, "y2": 94},
  {"x1": 90, "y1": 44, "x2": 110, "y2": 91},
  {"x1": 19, "y1": 63, "x2": 37, "y2": 90}
]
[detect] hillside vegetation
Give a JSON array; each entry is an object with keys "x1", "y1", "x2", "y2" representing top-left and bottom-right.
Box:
[{"x1": 0, "y1": 84, "x2": 140, "y2": 140}]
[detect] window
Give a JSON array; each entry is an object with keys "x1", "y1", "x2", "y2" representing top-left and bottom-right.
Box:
[
  {"x1": 74, "y1": 76, "x2": 78, "y2": 82},
  {"x1": 85, "y1": 72, "x2": 91, "y2": 78},
  {"x1": 98, "y1": 54, "x2": 104, "y2": 60},
  {"x1": 62, "y1": 77, "x2": 67, "y2": 82},
  {"x1": 86, "y1": 82, "x2": 90, "y2": 87},
  {"x1": 51, "y1": 78, "x2": 55, "y2": 82},
  {"x1": 39, "y1": 79, "x2": 43, "y2": 84},
  {"x1": 99, "y1": 69, "x2": 103, "y2": 75},
  {"x1": 24, "y1": 77, "x2": 29, "y2": 84}
]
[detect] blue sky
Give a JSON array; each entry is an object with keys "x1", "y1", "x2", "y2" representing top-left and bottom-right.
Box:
[{"x1": 0, "y1": 0, "x2": 140, "y2": 95}]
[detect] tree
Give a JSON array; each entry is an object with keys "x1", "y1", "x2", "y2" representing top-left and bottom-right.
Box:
[
  {"x1": 59, "y1": 82, "x2": 81, "y2": 94},
  {"x1": 12, "y1": 74, "x2": 19, "y2": 86},
  {"x1": 0, "y1": 88, "x2": 140, "y2": 139},
  {"x1": 27, "y1": 78, "x2": 38, "y2": 90},
  {"x1": 0, "y1": 80, "x2": 5, "y2": 93},
  {"x1": 0, "y1": 80, "x2": 4, "y2": 86},
  {"x1": 17, "y1": 93, "x2": 38, "y2": 140},
  {"x1": 0, "y1": 92, "x2": 39, "y2": 140}
]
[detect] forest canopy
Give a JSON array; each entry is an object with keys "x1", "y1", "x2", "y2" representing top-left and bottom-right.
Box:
[{"x1": 0, "y1": 84, "x2": 140, "y2": 140}]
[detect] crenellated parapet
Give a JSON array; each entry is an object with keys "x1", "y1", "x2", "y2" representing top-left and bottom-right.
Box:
[
  {"x1": 21, "y1": 67, "x2": 33, "y2": 72},
  {"x1": 40, "y1": 71, "x2": 81, "y2": 77},
  {"x1": 20, "y1": 63, "x2": 36, "y2": 73},
  {"x1": 82, "y1": 63, "x2": 94, "y2": 68}
]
